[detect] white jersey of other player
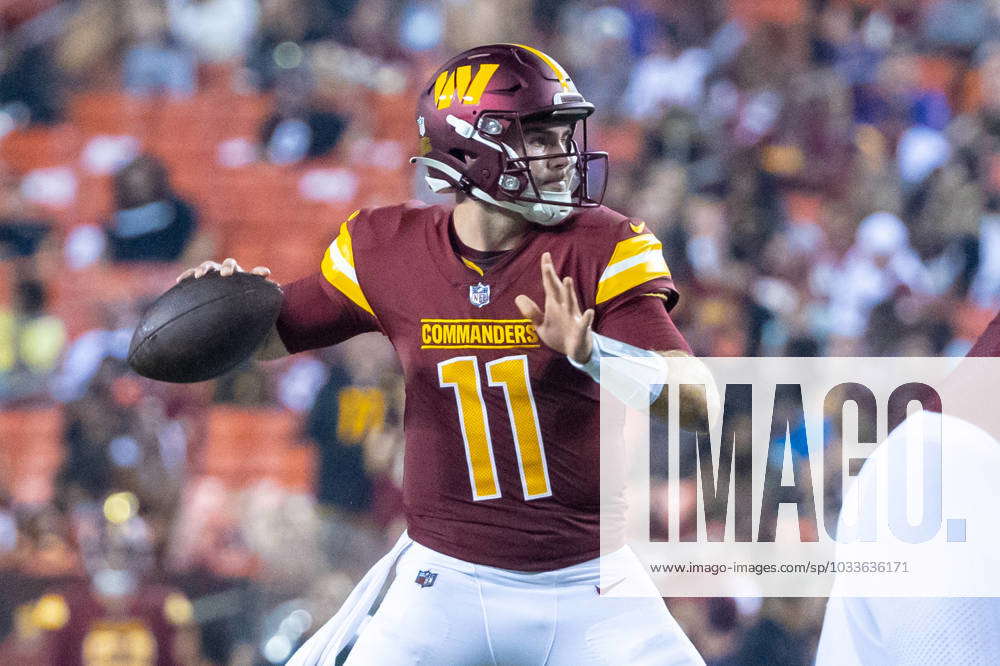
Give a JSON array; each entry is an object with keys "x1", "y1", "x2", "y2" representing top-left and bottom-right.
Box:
[{"x1": 817, "y1": 412, "x2": 1000, "y2": 665}]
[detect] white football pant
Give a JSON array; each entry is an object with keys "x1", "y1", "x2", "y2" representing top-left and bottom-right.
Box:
[{"x1": 344, "y1": 539, "x2": 704, "y2": 665}]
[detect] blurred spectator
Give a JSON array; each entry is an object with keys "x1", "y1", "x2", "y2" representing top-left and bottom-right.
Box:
[
  {"x1": 970, "y1": 200, "x2": 1000, "y2": 307},
  {"x1": 553, "y1": 4, "x2": 634, "y2": 116},
  {"x1": 0, "y1": 163, "x2": 53, "y2": 260},
  {"x1": 306, "y1": 336, "x2": 401, "y2": 573},
  {"x1": 51, "y1": 302, "x2": 135, "y2": 404},
  {"x1": 57, "y1": 359, "x2": 133, "y2": 502},
  {"x1": 105, "y1": 155, "x2": 198, "y2": 262},
  {"x1": 820, "y1": 212, "x2": 929, "y2": 346},
  {"x1": 0, "y1": 279, "x2": 66, "y2": 403},
  {"x1": 167, "y1": 0, "x2": 261, "y2": 64},
  {"x1": 213, "y1": 358, "x2": 273, "y2": 404},
  {"x1": 736, "y1": 598, "x2": 819, "y2": 665},
  {"x1": 0, "y1": 222, "x2": 52, "y2": 261},
  {"x1": 0, "y1": 38, "x2": 63, "y2": 125},
  {"x1": 260, "y1": 68, "x2": 348, "y2": 165},
  {"x1": 249, "y1": 0, "x2": 313, "y2": 89},
  {"x1": 122, "y1": 0, "x2": 197, "y2": 98},
  {"x1": 10, "y1": 504, "x2": 80, "y2": 578},
  {"x1": 9, "y1": 507, "x2": 201, "y2": 664},
  {"x1": 307, "y1": 363, "x2": 382, "y2": 515},
  {"x1": 921, "y1": 0, "x2": 995, "y2": 53},
  {"x1": 621, "y1": 21, "x2": 713, "y2": 119}
]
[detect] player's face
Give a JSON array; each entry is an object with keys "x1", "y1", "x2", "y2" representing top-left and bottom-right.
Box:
[{"x1": 521, "y1": 122, "x2": 574, "y2": 192}]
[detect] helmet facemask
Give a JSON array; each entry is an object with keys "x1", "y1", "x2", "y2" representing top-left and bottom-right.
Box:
[
  {"x1": 413, "y1": 110, "x2": 608, "y2": 226},
  {"x1": 484, "y1": 113, "x2": 606, "y2": 203},
  {"x1": 463, "y1": 111, "x2": 608, "y2": 225}
]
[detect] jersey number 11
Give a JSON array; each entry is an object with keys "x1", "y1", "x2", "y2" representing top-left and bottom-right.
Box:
[{"x1": 438, "y1": 355, "x2": 552, "y2": 501}]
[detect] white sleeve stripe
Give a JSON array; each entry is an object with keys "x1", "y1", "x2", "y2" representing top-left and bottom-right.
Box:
[
  {"x1": 327, "y1": 240, "x2": 360, "y2": 285},
  {"x1": 599, "y1": 249, "x2": 666, "y2": 282}
]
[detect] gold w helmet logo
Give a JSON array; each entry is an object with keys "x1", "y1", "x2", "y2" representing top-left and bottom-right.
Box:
[{"x1": 434, "y1": 64, "x2": 499, "y2": 110}]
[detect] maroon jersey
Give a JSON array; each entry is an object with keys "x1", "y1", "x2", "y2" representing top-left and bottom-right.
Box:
[
  {"x1": 34, "y1": 581, "x2": 193, "y2": 666},
  {"x1": 277, "y1": 201, "x2": 687, "y2": 571}
]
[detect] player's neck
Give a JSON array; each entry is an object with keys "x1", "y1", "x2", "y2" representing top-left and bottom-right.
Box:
[{"x1": 452, "y1": 198, "x2": 529, "y2": 252}]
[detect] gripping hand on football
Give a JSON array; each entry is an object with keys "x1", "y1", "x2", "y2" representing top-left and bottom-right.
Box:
[
  {"x1": 176, "y1": 258, "x2": 272, "y2": 283},
  {"x1": 516, "y1": 252, "x2": 594, "y2": 364}
]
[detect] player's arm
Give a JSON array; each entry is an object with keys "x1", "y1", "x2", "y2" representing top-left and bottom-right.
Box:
[
  {"x1": 175, "y1": 254, "x2": 380, "y2": 361},
  {"x1": 515, "y1": 252, "x2": 720, "y2": 429},
  {"x1": 593, "y1": 284, "x2": 720, "y2": 428}
]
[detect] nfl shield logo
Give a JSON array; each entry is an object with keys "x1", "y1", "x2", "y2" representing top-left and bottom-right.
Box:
[
  {"x1": 469, "y1": 283, "x2": 490, "y2": 308},
  {"x1": 415, "y1": 570, "x2": 437, "y2": 588}
]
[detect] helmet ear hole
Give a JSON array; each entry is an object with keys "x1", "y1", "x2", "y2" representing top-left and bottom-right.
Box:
[{"x1": 447, "y1": 149, "x2": 468, "y2": 164}]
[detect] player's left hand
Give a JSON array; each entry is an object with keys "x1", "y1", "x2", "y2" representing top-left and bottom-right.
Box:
[{"x1": 516, "y1": 252, "x2": 594, "y2": 364}]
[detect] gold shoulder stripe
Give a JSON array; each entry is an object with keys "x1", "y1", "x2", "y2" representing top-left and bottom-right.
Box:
[
  {"x1": 460, "y1": 257, "x2": 484, "y2": 276},
  {"x1": 596, "y1": 234, "x2": 671, "y2": 304},
  {"x1": 320, "y1": 220, "x2": 375, "y2": 316},
  {"x1": 605, "y1": 233, "x2": 661, "y2": 267}
]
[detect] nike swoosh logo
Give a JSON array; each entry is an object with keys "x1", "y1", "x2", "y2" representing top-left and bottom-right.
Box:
[
  {"x1": 629, "y1": 222, "x2": 645, "y2": 234},
  {"x1": 596, "y1": 577, "x2": 627, "y2": 595}
]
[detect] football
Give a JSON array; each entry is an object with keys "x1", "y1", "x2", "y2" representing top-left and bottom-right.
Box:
[{"x1": 127, "y1": 271, "x2": 283, "y2": 383}]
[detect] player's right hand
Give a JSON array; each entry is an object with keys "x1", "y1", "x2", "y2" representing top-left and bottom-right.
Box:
[{"x1": 176, "y1": 258, "x2": 272, "y2": 283}]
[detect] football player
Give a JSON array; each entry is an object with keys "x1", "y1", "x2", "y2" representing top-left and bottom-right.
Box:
[
  {"x1": 817, "y1": 311, "x2": 1000, "y2": 664},
  {"x1": 181, "y1": 44, "x2": 712, "y2": 664},
  {"x1": 19, "y1": 510, "x2": 199, "y2": 665}
]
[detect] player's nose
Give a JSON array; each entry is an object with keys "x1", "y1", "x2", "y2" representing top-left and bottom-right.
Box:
[{"x1": 546, "y1": 151, "x2": 570, "y2": 171}]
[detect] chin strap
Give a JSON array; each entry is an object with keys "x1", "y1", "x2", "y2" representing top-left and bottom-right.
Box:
[
  {"x1": 568, "y1": 332, "x2": 668, "y2": 410},
  {"x1": 410, "y1": 155, "x2": 572, "y2": 226}
]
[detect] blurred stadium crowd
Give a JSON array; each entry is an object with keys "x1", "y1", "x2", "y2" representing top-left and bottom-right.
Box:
[{"x1": 2, "y1": 0, "x2": 1000, "y2": 663}]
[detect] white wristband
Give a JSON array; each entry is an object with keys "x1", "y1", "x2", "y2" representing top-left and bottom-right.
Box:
[{"x1": 568, "y1": 332, "x2": 667, "y2": 408}]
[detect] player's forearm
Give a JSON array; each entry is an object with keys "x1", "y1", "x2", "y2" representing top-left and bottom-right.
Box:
[
  {"x1": 651, "y1": 350, "x2": 721, "y2": 431},
  {"x1": 568, "y1": 334, "x2": 719, "y2": 428},
  {"x1": 254, "y1": 324, "x2": 290, "y2": 361}
]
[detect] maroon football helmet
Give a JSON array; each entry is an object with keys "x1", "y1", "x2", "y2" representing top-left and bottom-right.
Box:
[{"x1": 410, "y1": 44, "x2": 608, "y2": 225}]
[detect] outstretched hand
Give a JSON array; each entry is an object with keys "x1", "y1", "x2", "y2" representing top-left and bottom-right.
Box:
[{"x1": 515, "y1": 252, "x2": 594, "y2": 364}]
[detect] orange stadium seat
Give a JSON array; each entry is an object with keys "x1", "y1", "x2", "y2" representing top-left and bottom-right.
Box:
[
  {"x1": 68, "y1": 92, "x2": 154, "y2": 136},
  {"x1": 71, "y1": 175, "x2": 114, "y2": 227},
  {"x1": 728, "y1": 0, "x2": 806, "y2": 26},
  {"x1": 49, "y1": 264, "x2": 179, "y2": 337},
  {"x1": 0, "y1": 125, "x2": 80, "y2": 172},
  {"x1": 0, "y1": 408, "x2": 64, "y2": 504},
  {"x1": 201, "y1": 406, "x2": 315, "y2": 491},
  {"x1": 373, "y1": 92, "x2": 416, "y2": 139}
]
